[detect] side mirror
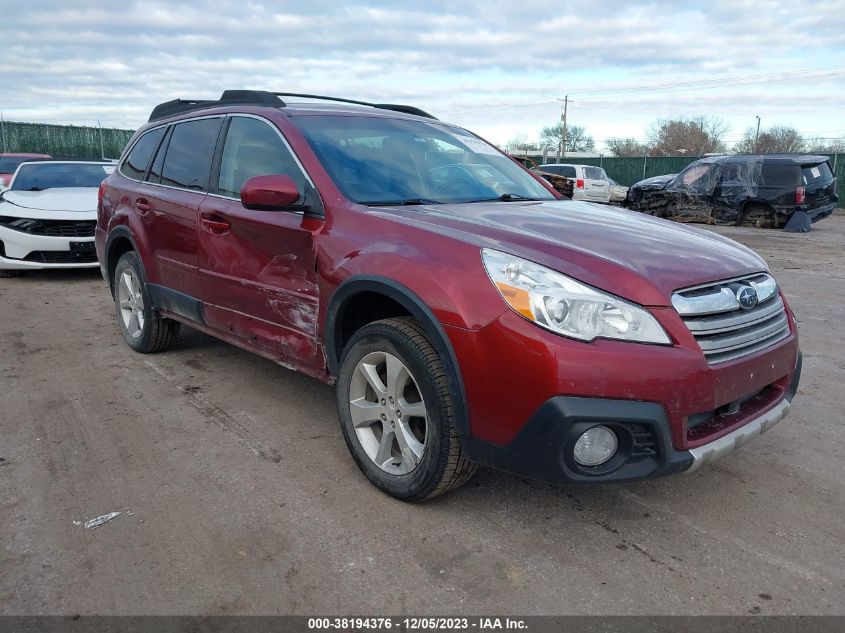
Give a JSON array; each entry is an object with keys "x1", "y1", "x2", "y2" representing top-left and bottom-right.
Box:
[{"x1": 240, "y1": 174, "x2": 302, "y2": 211}]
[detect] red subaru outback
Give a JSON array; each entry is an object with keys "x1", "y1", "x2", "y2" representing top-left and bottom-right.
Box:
[{"x1": 96, "y1": 91, "x2": 801, "y2": 501}]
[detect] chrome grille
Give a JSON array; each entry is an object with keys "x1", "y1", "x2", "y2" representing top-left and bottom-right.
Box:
[{"x1": 672, "y1": 273, "x2": 790, "y2": 364}]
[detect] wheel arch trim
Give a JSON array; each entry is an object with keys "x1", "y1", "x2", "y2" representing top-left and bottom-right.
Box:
[
  {"x1": 326, "y1": 276, "x2": 470, "y2": 436},
  {"x1": 103, "y1": 226, "x2": 139, "y2": 296}
]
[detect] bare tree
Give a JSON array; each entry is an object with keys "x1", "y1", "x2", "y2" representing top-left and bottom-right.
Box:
[
  {"x1": 647, "y1": 116, "x2": 728, "y2": 156},
  {"x1": 539, "y1": 124, "x2": 595, "y2": 153},
  {"x1": 506, "y1": 133, "x2": 536, "y2": 153},
  {"x1": 735, "y1": 125, "x2": 804, "y2": 153},
  {"x1": 605, "y1": 137, "x2": 649, "y2": 157},
  {"x1": 803, "y1": 136, "x2": 844, "y2": 153}
]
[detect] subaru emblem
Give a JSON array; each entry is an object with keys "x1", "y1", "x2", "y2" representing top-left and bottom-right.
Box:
[{"x1": 736, "y1": 285, "x2": 758, "y2": 310}]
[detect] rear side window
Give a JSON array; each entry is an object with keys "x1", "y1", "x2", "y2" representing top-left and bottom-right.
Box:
[
  {"x1": 801, "y1": 162, "x2": 833, "y2": 184},
  {"x1": 159, "y1": 118, "x2": 222, "y2": 191},
  {"x1": 759, "y1": 163, "x2": 799, "y2": 187},
  {"x1": 121, "y1": 127, "x2": 165, "y2": 180},
  {"x1": 217, "y1": 117, "x2": 306, "y2": 200},
  {"x1": 584, "y1": 167, "x2": 606, "y2": 180},
  {"x1": 147, "y1": 127, "x2": 172, "y2": 184},
  {"x1": 556, "y1": 165, "x2": 577, "y2": 178}
]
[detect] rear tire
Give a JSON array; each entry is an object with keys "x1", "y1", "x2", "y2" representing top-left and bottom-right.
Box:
[
  {"x1": 336, "y1": 317, "x2": 477, "y2": 501},
  {"x1": 113, "y1": 251, "x2": 180, "y2": 353},
  {"x1": 0, "y1": 270, "x2": 22, "y2": 278}
]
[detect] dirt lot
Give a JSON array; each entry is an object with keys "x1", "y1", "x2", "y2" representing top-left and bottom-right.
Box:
[{"x1": 1, "y1": 214, "x2": 844, "y2": 616}]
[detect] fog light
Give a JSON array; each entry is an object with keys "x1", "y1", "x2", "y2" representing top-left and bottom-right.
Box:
[{"x1": 573, "y1": 426, "x2": 618, "y2": 466}]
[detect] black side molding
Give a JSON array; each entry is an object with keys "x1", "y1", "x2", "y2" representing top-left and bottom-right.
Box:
[{"x1": 147, "y1": 284, "x2": 205, "y2": 325}]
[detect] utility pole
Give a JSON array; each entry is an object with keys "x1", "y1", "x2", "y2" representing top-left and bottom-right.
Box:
[
  {"x1": 557, "y1": 95, "x2": 571, "y2": 159},
  {"x1": 754, "y1": 115, "x2": 761, "y2": 153}
]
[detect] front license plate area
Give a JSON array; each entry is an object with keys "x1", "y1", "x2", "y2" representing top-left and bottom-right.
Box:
[{"x1": 69, "y1": 241, "x2": 96, "y2": 258}]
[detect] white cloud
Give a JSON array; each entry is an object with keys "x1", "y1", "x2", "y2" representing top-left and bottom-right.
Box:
[{"x1": 1, "y1": 0, "x2": 843, "y2": 148}]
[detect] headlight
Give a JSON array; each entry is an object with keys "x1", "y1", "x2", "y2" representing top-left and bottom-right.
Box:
[{"x1": 481, "y1": 249, "x2": 671, "y2": 344}]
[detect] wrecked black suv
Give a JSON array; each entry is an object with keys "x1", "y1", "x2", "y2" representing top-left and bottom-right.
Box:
[{"x1": 625, "y1": 154, "x2": 838, "y2": 229}]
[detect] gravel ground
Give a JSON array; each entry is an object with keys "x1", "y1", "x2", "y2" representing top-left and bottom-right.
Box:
[{"x1": 1, "y1": 213, "x2": 843, "y2": 616}]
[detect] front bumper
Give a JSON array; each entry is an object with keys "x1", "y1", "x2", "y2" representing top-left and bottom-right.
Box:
[
  {"x1": 0, "y1": 226, "x2": 98, "y2": 270},
  {"x1": 460, "y1": 353, "x2": 800, "y2": 484},
  {"x1": 447, "y1": 300, "x2": 801, "y2": 485},
  {"x1": 686, "y1": 396, "x2": 791, "y2": 472}
]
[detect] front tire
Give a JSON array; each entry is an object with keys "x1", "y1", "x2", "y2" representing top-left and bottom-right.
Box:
[
  {"x1": 113, "y1": 251, "x2": 180, "y2": 353},
  {"x1": 336, "y1": 317, "x2": 476, "y2": 501}
]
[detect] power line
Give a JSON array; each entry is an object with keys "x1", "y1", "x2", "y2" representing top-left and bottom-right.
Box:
[
  {"x1": 574, "y1": 65, "x2": 845, "y2": 100},
  {"x1": 436, "y1": 64, "x2": 845, "y2": 115}
]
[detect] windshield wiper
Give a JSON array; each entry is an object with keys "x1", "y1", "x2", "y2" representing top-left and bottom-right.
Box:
[
  {"x1": 497, "y1": 193, "x2": 537, "y2": 201},
  {"x1": 465, "y1": 193, "x2": 542, "y2": 203},
  {"x1": 363, "y1": 198, "x2": 441, "y2": 206}
]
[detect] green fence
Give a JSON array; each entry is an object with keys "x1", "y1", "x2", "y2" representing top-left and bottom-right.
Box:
[
  {"x1": 0, "y1": 120, "x2": 135, "y2": 160},
  {"x1": 525, "y1": 154, "x2": 845, "y2": 206}
]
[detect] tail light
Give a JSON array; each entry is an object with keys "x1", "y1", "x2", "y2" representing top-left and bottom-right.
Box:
[
  {"x1": 795, "y1": 186, "x2": 805, "y2": 205},
  {"x1": 576, "y1": 179, "x2": 584, "y2": 189}
]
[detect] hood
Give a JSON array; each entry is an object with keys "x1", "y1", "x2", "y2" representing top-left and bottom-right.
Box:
[
  {"x1": 370, "y1": 200, "x2": 767, "y2": 307},
  {"x1": 631, "y1": 174, "x2": 675, "y2": 191},
  {"x1": 0, "y1": 188, "x2": 97, "y2": 219}
]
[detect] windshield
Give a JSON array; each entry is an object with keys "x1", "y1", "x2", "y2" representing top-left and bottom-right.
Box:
[
  {"x1": 11, "y1": 163, "x2": 113, "y2": 191},
  {"x1": 293, "y1": 115, "x2": 555, "y2": 204}
]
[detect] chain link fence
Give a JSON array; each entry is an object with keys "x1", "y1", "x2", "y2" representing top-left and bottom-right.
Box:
[{"x1": 0, "y1": 119, "x2": 135, "y2": 160}]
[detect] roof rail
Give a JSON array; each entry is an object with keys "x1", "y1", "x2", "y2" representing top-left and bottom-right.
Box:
[
  {"x1": 273, "y1": 93, "x2": 437, "y2": 120},
  {"x1": 147, "y1": 90, "x2": 285, "y2": 122},
  {"x1": 147, "y1": 90, "x2": 436, "y2": 123}
]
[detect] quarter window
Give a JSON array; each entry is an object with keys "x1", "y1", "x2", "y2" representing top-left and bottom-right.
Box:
[
  {"x1": 159, "y1": 118, "x2": 222, "y2": 191},
  {"x1": 121, "y1": 127, "x2": 165, "y2": 180},
  {"x1": 217, "y1": 117, "x2": 306, "y2": 200},
  {"x1": 147, "y1": 127, "x2": 172, "y2": 184}
]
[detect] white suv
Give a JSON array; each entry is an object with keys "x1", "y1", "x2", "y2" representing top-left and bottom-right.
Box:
[{"x1": 533, "y1": 164, "x2": 611, "y2": 203}]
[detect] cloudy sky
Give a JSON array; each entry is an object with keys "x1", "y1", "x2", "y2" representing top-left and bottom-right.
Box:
[{"x1": 3, "y1": 0, "x2": 844, "y2": 149}]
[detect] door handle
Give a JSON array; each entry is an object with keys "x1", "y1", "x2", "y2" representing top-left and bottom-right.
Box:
[
  {"x1": 135, "y1": 199, "x2": 153, "y2": 214},
  {"x1": 200, "y1": 215, "x2": 231, "y2": 235}
]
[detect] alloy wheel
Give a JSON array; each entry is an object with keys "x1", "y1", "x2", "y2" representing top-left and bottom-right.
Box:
[
  {"x1": 117, "y1": 269, "x2": 145, "y2": 340},
  {"x1": 348, "y1": 351, "x2": 428, "y2": 475}
]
